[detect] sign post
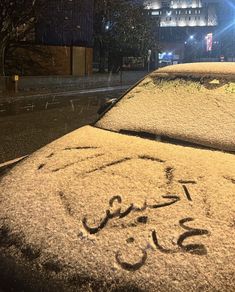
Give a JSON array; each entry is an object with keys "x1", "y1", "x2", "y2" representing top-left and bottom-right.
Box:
[
  {"x1": 147, "y1": 49, "x2": 151, "y2": 72},
  {"x1": 12, "y1": 75, "x2": 19, "y2": 93}
]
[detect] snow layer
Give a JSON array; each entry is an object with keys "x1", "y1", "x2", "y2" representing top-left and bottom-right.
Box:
[
  {"x1": 0, "y1": 125, "x2": 234, "y2": 291},
  {"x1": 96, "y1": 63, "x2": 235, "y2": 152},
  {"x1": 156, "y1": 62, "x2": 235, "y2": 76}
]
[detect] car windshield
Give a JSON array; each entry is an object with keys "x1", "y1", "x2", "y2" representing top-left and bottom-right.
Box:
[{"x1": 96, "y1": 74, "x2": 235, "y2": 152}]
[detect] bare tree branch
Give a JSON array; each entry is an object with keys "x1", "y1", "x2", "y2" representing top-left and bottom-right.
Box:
[{"x1": 0, "y1": 0, "x2": 46, "y2": 75}]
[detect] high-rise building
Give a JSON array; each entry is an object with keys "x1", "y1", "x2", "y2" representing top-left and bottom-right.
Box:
[
  {"x1": 144, "y1": 0, "x2": 235, "y2": 65},
  {"x1": 146, "y1": 0, "x2": 218, "y2": 27}
]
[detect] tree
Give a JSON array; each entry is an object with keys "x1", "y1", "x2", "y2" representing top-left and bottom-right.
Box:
[
  {"x1": 94, "y1": 0, "x2": 159, "y2": 72},
  {"x1": 0, "y1": 0, "x2": 45, "y2": 76}
]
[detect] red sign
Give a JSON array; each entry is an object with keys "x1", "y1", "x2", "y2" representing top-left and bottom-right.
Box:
[{"x1": 206, "y1": 33, "x2": 213, "y2": 52}]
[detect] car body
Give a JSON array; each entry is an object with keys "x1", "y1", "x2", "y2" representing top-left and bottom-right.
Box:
[{"x1": 0, "y1": 63, "x2": 235, "y2": 291}]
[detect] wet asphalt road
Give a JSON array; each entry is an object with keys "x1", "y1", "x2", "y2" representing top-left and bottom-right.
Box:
[{"x1": 0, "y1": 89, "x2": 124, "y2": 164}]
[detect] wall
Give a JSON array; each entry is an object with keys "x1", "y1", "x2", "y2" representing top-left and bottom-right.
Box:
[
  {"x1": 7, "y1": 45, "x2": 71, "y2": 76},
  {"x1": 7, "y1": 45, "x2": 93, "y2": 77},
  {"x1": 72, "y1": 47, "x2": 86, "y2": 76}
]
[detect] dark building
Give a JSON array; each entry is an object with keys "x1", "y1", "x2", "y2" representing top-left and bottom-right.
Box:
[
  {"x1": 36, "y1": 0, "x2": 93, "y2": 47},
  {"x1": 35, "y1": 0, "x2": 94, "y2": 76}
]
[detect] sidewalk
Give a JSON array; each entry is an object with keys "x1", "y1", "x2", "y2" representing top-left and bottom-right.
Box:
[
  {"x1": 0, "y1": 84, "x2": 130, "y2": 103},
  {"x1": 0, "y1": 71, "x2": 147, "y2": 100},
  {"x1": 0, "y1": 84, "x2": 131, "y2": 117}
]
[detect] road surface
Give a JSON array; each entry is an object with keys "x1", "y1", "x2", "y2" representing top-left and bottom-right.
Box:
[{"x1": 0, "y1": 87, "x2": 126, "y2": 164}]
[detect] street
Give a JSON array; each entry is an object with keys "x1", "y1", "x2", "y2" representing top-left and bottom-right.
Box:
[{"x1": 0, "y1": 88, "x2": 125, "y2": 164}]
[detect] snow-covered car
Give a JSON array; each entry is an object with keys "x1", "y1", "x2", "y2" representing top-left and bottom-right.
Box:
[{"x1": 0, "y1": 63, "x2": 235, "y2": 292}]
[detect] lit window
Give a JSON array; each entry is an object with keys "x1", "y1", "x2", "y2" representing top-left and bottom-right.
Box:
[{"x1": 152, "y1": 11, "x2": 160, "y2": 15}]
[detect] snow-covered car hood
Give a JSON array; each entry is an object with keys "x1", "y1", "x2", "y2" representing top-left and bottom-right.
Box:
[{"x1": 0, "y1": 125, "x2": 234, "y2": 291}]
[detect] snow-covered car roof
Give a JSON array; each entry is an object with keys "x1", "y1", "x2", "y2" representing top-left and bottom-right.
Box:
[
  {"x1": 154, "y1": 62, "x2": 235, "y2": 77},
  {"x1": 96, "y1": 63, "x2": 235, "y2": 152}
]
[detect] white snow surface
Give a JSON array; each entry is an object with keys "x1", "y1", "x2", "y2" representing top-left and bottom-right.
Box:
[
  {"x1": 0, "y1": 125, "x2": 234, "y2": 291},
  {"x1": 96, "y1": 63, "x2": 235, "y2": 152},
  {"x1": 156, "y1": 62, "x2": 235, "y2": 75}
]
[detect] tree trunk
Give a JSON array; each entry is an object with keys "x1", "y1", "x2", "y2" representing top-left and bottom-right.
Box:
[
  {"x1": 99, "y1": 42, "x2": 106, "y2": 73},
  {"x1": 0, "y1": 43, "x2": 6, "y2": 76},
  {"x1": 108, "y1": 51, "x2": 122, "y2": 73}
]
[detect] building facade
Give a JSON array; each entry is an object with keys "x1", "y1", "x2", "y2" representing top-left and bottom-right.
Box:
[
  {"x1": 144, "y1": 0, "x2": 235, "y2": 65},
  {"x1": 146, "y1": 0, "x2": 218, "y2": 27}
]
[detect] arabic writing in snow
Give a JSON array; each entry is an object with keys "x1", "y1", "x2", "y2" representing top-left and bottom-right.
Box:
[
  {"x1": 81, "y1": 185, "x2": 209, "y2": 271},
  {"x1": 116, "y1": 217, "x2": 209, "y2": 271},
  {"x1": 82, "y1": 194, "x2": 180, "y2": 234}
]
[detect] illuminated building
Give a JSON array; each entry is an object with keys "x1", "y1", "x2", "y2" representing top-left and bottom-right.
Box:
[
  {"x1": 145, "y1": 0, "x2": 222, "y2": 65},
  {"x1": 146, "y1": 0, "x2": 218, "y2": 27}
]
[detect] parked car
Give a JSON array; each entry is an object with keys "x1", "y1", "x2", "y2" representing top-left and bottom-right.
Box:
[{"x1": 0, "y1": 63, "x2": 235, "y2": 292}]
